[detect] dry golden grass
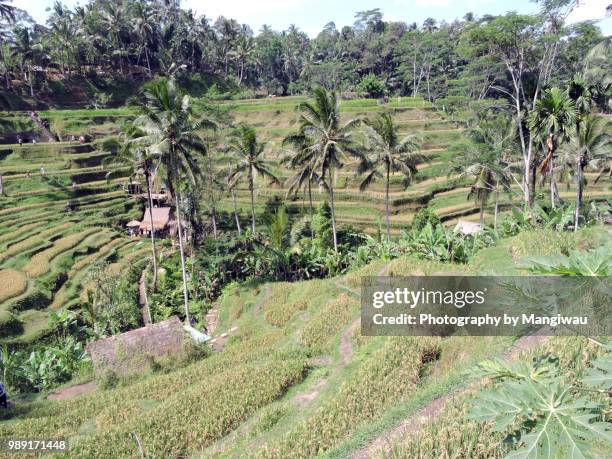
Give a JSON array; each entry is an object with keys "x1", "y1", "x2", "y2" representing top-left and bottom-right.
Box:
[
  {"x1": 23, "y1": 229, "x2": 96, "y2": 278},
  {"x1": 0, "y1": 222, "x2": 72, "y2": 264},
  {"x1": 0, "y1": 269, "x2": 28, "y2": 303}
]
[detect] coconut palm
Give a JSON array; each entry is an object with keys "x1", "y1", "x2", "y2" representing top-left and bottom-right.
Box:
[
  {"x1": 224, "y1": 162, "x2": 242, "y2": 235},
  {"x1": 0, "y1": 0, "x2": 15, "y2": 22},
  {"x1": 282, "y1": 132, "x2": 323, "y2": 239},
  {"x1": 135, "y1": 77, "x2": 215, "y2": 324},
  {"x1": 528, "y1": 87, "x2": 577, "y2": 209},
  {"x1": 558, "y1": 116, "x2": 611, "y2": 230},
  {"x1": 130, "y1": 1, "x2": 157, "y2": 77},
  {"x1": 450, "y1": 144, "x2": 512, "y2": 227},
  {"x1": 291, "y1": 87, "x2": 363, "y2": 251},
  {"x1": 228, "y1": 125, "x2": 279, "y2": 235},
  {"x1": 103, "y1": 124, "x2": 160, "y2": 292},
  {"x1": 228, "y1": 35, "x2": 258, "y2": 85},
  {"x1": 359, "y1": 112, "x2": 422, "y2": 241}
]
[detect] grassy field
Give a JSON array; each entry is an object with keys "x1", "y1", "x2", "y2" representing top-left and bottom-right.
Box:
[{"x1": 2, "y1": 225, "x2": 608, "y2": 457}]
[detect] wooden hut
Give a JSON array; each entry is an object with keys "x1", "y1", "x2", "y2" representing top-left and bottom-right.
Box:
[{"x1": 139, "y1": 207, "x2": 172, "y2": 237}]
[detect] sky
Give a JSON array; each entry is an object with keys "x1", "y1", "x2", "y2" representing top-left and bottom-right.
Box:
[{"x1": 12, "y1": 0, "x2": 612, "y2": 37}]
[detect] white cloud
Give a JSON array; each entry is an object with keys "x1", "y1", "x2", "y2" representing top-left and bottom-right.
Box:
[
  {"x1": 183, "y1": 0, "x2": 306, "y2": 26},
  {"x1": 566, "y1": 0, "x2": 609, "y2": 24}
]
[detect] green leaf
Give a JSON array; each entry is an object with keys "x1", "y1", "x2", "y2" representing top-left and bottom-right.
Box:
[
  {"x1": 581, "y1": 355, "x2": 612, "y2": 390},
  {"x1": 469, "y1": 356, "x2": 611, "y2": 458}
]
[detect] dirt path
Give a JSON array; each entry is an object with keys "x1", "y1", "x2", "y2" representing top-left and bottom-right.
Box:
[
  {"x1": 47, "y1": 381, "x2": 96, "y2": 401},
  {"x1": 293, "y1": 262, "x2": 395, "y2": 407},
  {"x1": 349, "y1": 330, "x2": 549, "y2": 459},
  {"x1": 28, "y1": 112, "x2": 57, "y2": 142}
]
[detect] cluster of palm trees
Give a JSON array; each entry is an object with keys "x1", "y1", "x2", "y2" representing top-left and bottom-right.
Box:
[
  {"x1": 529, "y1": 76, "x2": 610, "y2": 230},
  {"x1": 450, "y1": 75, "x2": 610, "y2": 230},
  {"x1": 0, "y1": 0, "x2": 311, "y2": 95},
  {"x1": 107, "y1": 76, "x2": 609, "y2": 326},
  {"x1": 112, "y1": 83, "x2": 428, "y2": 322},
  {"x1": 108, "y1": 77, "x2": 214, "y2": 324},
  {"x1": 283, "y1": 88, "x2": 426, "y2": 248}
]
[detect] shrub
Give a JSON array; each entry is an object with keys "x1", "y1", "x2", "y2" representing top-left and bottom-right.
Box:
[
  {"x1": 312, "y1": 202, "x2": 333, "y2": 250},
  {"x1": 356, "y1": 73, "x2": 386, "y2": 98},
  {"x1": 411, "y1": 206, "x2": 441, "y2": 232},
  {"x1": 510, "y1": 228, "x2": 576, "y2": 259}
]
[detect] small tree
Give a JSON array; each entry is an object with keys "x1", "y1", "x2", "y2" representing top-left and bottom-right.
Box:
[
  {"x1": 356, "y1": 73, "x2": 386, "y2": 98},
  {"x1": 529, "y1": 87, "x2": 577, "y2": 209},
  {"x1": 359, "y1": 112, "x2": 422, "y2": 241},
  {"x1": 228, "y1": 125, "x2": 280, "y2": 235}
]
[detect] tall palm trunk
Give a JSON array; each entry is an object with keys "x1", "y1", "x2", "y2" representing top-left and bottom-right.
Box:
[
  {"x1": 249, "y1": 166, "x2": 256, "y2": 235},
  {"x1": 574, "y1": 155, "x2": 585, "y2": 231},
  {"x1": 231, "y1": 187, "x2": 241, "y2": 235},
  {"x1": 479, "y1": 199, "x2": 485, "y2": 226},
  {"x1": 308, "y1": 179, "x2": 314, "y2": 239},
  {"x1": 493, "y1": 178, "x2": 500, "y2": 229},
  {"x1": 0, "y1": 47, "x2": 10, "y2": 90},
  {"x1": 328, "y1": 167, "x2": 338, "y2": 252},
  {"x1": 210, "y1": 197, "x2": 218, "y2": 239},
  {"x1": 173, "y1": 180, "x2": 190, "y2": 324},
  {"x1": 144, "y1": 45, "x2": 152, "y2": 77},
  {"x1": 144, "y1": 169, "x2": 158, "y2": 290},
  {"x1": 385, "y1": 162, "x2": 391, "y2": 242},
  {"x1": 550, "y1": 172, "x2": 560, "y2": 209}
]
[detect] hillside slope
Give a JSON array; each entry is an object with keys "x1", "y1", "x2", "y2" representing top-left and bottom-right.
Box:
[{"x1": 3, "y1": 226, "x2": 607, "y2": 458}]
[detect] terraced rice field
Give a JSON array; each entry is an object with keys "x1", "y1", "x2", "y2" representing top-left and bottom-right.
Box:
[
  {"x1": 2, "y1": 95, "x2": 609, "y2": 342},
  {"x1": 0, "y1": 132, "x2": 145, "y2": 344}
]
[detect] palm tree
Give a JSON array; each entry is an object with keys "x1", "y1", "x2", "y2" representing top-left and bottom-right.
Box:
[
  {"x1": 282, "y1": 132, "x2": 323, "y2": 240},
  {"x1": 0, "y1": 0, "x2": 15, "y2": 22},
  {"x1": 228, "y1": 35, "x2": 258, "y2": 85},
  {"x1": 10, "y1": 28, "x2": 41, "y2": 97},
  {"x1": 103, "y1": 124, "x2": 160, "y2": 291},
  {"x1": 450, "y1": 144, "x2": 511, "y2": 227},
  {"x1": 99, "y1": 2, "x2": 127, "y2": 74},
  {"x1": 558, "y1": 116, "x2": 611, "y2": 230},
  {"x1": 529, "y1": 87, "x2": 577, "y2": 209},
  {"x1": 292, "y1": 87, "x2": 363, "y2": 251},
  {"x1": 131, "y1": 1, "x2": 157, "y2": 77},
  {"x1": 228, "y1": 125, "x2": 279, "y2": 235},
  {"x1": 135, "y1": 77, "x2": 215, "y2": 324},
  {"x1": 225, "y1": 162, "x2": 242, "y2": 235},
  {"x1": 359, "y1": 112, "x2": 422, "y2": 241},
  {"x1": 467, "y1": 114, "x2": 518, "y2": 228}
]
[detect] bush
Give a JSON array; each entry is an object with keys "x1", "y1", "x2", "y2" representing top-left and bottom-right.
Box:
[
  {"x1": 411, "y1": 207, "x2": 441, "y2": 232},
  {"x1": 312, "y1": 202, "x2": 334, "y2": 250},
  {"x1": 356, "y1": 73, "x2": 386, "y2": 98}
]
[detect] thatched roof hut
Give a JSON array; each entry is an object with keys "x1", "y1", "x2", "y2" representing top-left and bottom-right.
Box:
[
  {"x1": 140, "y1": 207, "x2": 171, "y2": 232},
  {"x1": 453, "y1": 220, "x2": 483, "y2": 235}
]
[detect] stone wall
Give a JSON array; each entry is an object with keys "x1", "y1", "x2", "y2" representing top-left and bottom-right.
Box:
[{"x1": 86, "y1": 316, "x2": 185, "y2": 374}]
